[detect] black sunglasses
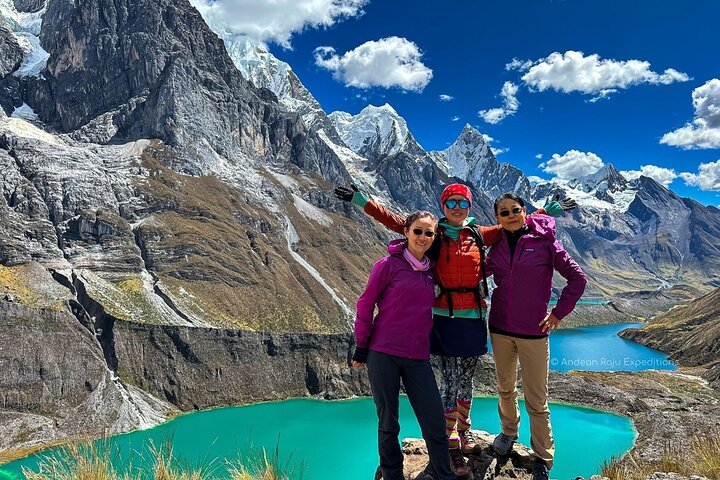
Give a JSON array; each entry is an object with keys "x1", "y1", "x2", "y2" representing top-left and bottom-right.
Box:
[
  {"x1": 498, "y1": 207, "x2": 523, "y2": 217},
  {"x1": 411, "y1": 228, "x2": 436, "y2": 238},
  {"x1": 444, "y1": 199, "x2": 470, "y2": 209}
]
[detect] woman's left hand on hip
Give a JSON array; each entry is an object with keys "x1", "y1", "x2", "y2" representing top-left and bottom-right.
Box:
[{"x1": 540, "y1": 313, "x2": 560, "y2": 333}]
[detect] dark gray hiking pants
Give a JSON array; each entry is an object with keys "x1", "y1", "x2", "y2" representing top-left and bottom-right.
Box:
[{"x1": 366, "y1": 350, "x2": 454, "y2": 480}]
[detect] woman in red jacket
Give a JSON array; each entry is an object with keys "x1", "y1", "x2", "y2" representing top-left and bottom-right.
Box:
[{"x1": 337, "y1": 182, "x2": 574, "y2": 475}]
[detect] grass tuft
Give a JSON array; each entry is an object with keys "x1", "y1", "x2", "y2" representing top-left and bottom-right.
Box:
[
  {"x1": 15, "y1": 438, "x2": 302, "y2": 480},
  {"x1": 602, "y1": 428, "x2": 720, "y2": 479}
]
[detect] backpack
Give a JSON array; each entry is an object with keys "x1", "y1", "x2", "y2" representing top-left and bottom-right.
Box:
[{"x1": 434, "y1": 224, "x2": 489, "y2": 318}]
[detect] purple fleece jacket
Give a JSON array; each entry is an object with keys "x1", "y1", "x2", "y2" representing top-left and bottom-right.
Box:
[
  {"x1": 486, "y1": 215, "x2": 587, "y2": 337},
  {"x1": 355, "y1": 239, "x2": 436, "y2": 360}
]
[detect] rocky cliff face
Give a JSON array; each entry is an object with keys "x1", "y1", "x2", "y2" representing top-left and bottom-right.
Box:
[{"x1": 0, "y1": 0, "x2": 396, "y2": 448}]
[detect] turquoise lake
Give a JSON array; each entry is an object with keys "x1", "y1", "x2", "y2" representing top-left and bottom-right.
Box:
[
  {"x1": 2, "y1": 397, "x2": 635, "y2": 480},
  {"x1": 3, "y1": 322, "x2": 673, "y2": 480}
]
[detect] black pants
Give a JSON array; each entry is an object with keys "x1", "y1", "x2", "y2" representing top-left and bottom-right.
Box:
[{"x1": 367, "y1": 350, "x2": 454, "y2": 480}]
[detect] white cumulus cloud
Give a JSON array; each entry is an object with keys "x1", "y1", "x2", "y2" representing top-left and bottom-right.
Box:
[
  {"x1": 660, "y1": 79, "x2": 720, "y2": 149},
  {"x1": 439, "y1": 94, "x2": 454, "y2": 101},
  {"x1": 534, "y1": 153, "x2": 543, "y2": 160},
  {"x1": 518, "y1": 50, "x2": 689, "y2": 96},
  {"x1": 451, "y1": 116, "x2": 460, "y2": 122},
  {"x1": 478, "y1": 81, "x2": 520, "y2": 124},
  {"x1": 527, "y1": 175, "x2": 548, "y2": 184},
  {"x1": 680, "y1": 159, "x2": 720, "y2": 191},
  {"x1": 540, "y1": 150, "x2": 605, "y2": 180},
  {"x1": 189, "y1": 0, "x2": 368, "y2": 48},
  {"x1": 314, "y1": 37, "x2": 433, "y2": 92},
  {"x1": 621, "y1": 165, "x2": 678, "y2": 187}
]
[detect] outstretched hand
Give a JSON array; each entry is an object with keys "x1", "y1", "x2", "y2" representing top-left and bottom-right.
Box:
[
  {"x1": 334, "y1": 184, "x2": 359, "y2": 202},
  {"x1": 546, "y1": 193, "x2": 577, "y2": 212}
]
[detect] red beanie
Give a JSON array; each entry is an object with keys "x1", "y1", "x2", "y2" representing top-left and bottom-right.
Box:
[{"x1": 440, "y1": 183, "x2": 472, "y2": 207}]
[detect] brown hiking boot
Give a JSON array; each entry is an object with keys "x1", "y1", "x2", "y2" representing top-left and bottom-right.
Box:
[
  {"x1": 449, "y1": 448, "x2": 468, "y2": 477},
  {"x1": 458, "y1": 429, "x2": 480, "y2": 454}
]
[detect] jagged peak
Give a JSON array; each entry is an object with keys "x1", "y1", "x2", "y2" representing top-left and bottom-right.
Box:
[
  {"x1": 361, "y1": 103, "x2": 398, "y2": 115},
  {"x1": 574, "y1": 163, "x2": 627, "y2": 189},
  {"x1": 461, "y1": 123, "x2": 480, "y2": 135}
]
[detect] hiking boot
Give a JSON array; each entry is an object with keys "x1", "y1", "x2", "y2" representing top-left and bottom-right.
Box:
[
  {"x1": 449, "y1": 448, "x2": 468, "y2": 477},
  {"x1": 492, "y1": 432, "x2": 518, "y2": 456},
  {"x1": 458, "y1": 429, "x2": 480, "y2": 454},
  {"x1": 532, "y1": 458, "x2": 549, "y2": 480}
]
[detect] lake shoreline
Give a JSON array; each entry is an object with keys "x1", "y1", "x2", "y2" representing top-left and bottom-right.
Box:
[{"x1": 3, "y1": 358, "x2": 718, "y2": 477}]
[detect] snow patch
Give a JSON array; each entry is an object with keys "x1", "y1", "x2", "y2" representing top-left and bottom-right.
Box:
[
  {"x1": 13, "y1": 31, "x2": 49, "y2": 77},
  {"x1": 1, "y1": 0, "x2": 49, "y2": 77},
  {"x1": 1, "y1": 116, "x2": 61, "y2": 145},
  {"x1": 532, "y1": 178, "x2": 638, "y2": 214},
  {"x1": 11, "y1": 102, "x2": 39, "y2": 122},
  {"x1": 292, "y1": 194, "x2": 332, "y2": 226},
  {"x1": 284, "y1": 217, "x2": 353, "y2": 326}
]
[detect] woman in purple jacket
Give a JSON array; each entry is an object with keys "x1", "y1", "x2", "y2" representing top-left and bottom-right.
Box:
[
  {"x1": 352, "y1": 211, "x2": 455, "y2": 480},
  {"x1": 485, "y1": 193, "x2": 587, "y2": 480}
]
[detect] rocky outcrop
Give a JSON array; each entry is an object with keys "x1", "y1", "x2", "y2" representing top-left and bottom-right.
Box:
[
  {"x1": 0, "y1": 263, "x2": 176, "y2": 451},
  {"x1": 388, "y1": 434, "x2": 537, "y2": 480},
  {"x1": 0, "y1": 25, "x2": 24, "y2": 115},
  {"x1": 0, "y1": 25, "x2": 23, "y2": 77},
  {"x1": 12, "y1": 0, "x2": 44, "y2": 13}
]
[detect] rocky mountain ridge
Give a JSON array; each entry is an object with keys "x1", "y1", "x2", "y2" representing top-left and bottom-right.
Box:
[{"x1": 620, "y1": 287, "x2": 720, "y2": 388}]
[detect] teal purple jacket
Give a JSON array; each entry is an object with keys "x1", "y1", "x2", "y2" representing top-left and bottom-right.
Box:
[
  {"x1": 355, "y1": 239, "x2": 436, "y2": 360},
  {"x1": 486, "y1": 215, "x2": 587, "y2": 337}
]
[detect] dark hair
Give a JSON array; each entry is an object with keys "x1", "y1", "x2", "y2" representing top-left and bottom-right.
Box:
[
  {"x1": 493, "y1": 193, "x2": 525, "y2": 214},
  {"x1": 404, "y1": 210, "x2": 437, "y2": 230}
]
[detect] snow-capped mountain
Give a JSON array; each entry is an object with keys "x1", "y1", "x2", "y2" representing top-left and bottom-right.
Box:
[
  {"x1": 531, "y1": 164, "x2": 638, "y2": 213},
  {"x1": 433, "y1": 124, "x2": 532, "y2": 201},
  {"x1": 218, "y1": 34, "x2": 330, "y2": 131},
  {"x1": 329, "y1": 104, "x2": 426, "y2": 162}
]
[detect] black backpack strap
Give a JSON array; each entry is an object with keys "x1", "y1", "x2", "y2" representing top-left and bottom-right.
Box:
[{"x1": 467, "y1": 226, "x2": 489, "y2": 298}]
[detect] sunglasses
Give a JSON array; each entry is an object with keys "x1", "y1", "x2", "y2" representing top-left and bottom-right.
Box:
[
  {"x1": 444, "y1": 199, "x2": 470, "y2": 209},
  {"x1": 411, "y1": 228, "x2": 436, "y2": 238},
  {"x1": 498, "y1": 207, "x2": 523, "y2": 217}
]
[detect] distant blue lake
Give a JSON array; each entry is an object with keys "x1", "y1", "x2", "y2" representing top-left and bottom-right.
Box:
[
  {"x1": 2, "y1": 397, "x2": 635, "y2": 480},
  {"x1": 549, "y1": 323, "x2": 676, "y2": 372}
]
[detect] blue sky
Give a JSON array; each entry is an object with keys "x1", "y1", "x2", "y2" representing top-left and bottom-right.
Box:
[{"x1": 193, "y1": 0, "x2": 720, "y2": 205}]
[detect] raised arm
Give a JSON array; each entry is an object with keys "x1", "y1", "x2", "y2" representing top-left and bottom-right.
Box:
[
  {"x1": 478, "y1": 195, "x2": 576, "y2": 247},
  {"x1": 335, "y1": 185, "x2": 406, "y2": 235}
]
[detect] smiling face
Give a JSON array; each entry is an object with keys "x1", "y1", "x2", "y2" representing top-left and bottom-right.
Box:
[
  {"x1": 495, "y1": 198, "x2": 527, "y2": 232},
  {"x1": 442, "y1": 194, "x2": 470, "y2": 227},
  {"x1": 404, "y1": 215, "x2": 438, "y2": 260}
]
